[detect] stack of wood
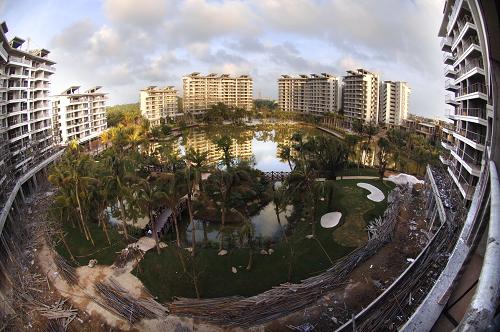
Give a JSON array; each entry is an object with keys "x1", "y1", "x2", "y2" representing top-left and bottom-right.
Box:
[
  {"x1": 94, "y1": 278, "x2": 167, "y2": 324},
  {"x1": 113, "y1": 245, "x2": 144, "y2": 268},
  {"x1": 53, "y1": 253, "x2": 78, "y2": 285},
  {"x1": 36, "y1": 299, "x2": 77, "y2": 331}
]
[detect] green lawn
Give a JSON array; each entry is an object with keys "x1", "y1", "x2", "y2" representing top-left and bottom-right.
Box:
[
  {"x1": 134, "y1": 179, "x2": 395, "y2": 301},
  {"x1": 55, "y1": 220, "x2": 130, "y2": 266}
]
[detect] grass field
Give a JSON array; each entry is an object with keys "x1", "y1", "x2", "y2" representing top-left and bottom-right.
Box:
[{"x1": 134, "y1": 179, "x2": 395, "y2": 301}]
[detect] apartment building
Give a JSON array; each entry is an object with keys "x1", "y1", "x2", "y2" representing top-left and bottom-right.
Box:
[
  {"x1": 140, "y1": 86, "x2": 178, "y2": 126},
  {"x1": 182, "y1": 73, "x2": 253, "y2": 114},
  {"x1": 52, "y1": 86, "x2": 107, "y2": 145},
  {"x1": 278, "y1": 73, "x2": 342, "y2": 115},
  {"x1": 343, "y1": 69, "x2": 380, "y2": 125},
  {"x1": 439, "y1": 0, "x2": 492, "y2": 200},
  {"x1": 0, "y1": 22, "x2": 56, "y2": 201},
  {"x1": 379, "y1": 81, "x2": 411, "y2": 126}
]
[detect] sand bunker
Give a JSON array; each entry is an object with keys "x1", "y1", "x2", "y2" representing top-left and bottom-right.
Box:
[
  {"x1": 357, "y1": 183, "x2": 385, "y2": 202},
  {"x1": 385, "y1": 173, "x2": 424, "y2": 186},
  {"x1": 320, "y1": 212, "x2": 342, "y2": 228}
]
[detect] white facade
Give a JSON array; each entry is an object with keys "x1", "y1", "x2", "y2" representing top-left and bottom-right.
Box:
[
  {"x1": 343, "y1": 69, "x2": 380, "y2": 125},
  {"x1": 278, "y1": 73, "x2": 342, "y2": 115},
  {"x1": 379, "y1": 81, "x2": 411, "y2": 126},
  {"x1": 0, "y1": 22, "x2": 56, "y2": 199},
  {"x1": 140, "y1": 86, "x2": 178, "y2": 126},
  {"x1": 52, "y1": 86, "x2": 107, "y2": 145},
  {"x1": 182, "y1": 73, "x2": 253, "y2": 114},
  {"x1": 439, "y1": 0, "x2": 492, "y2": 200}
]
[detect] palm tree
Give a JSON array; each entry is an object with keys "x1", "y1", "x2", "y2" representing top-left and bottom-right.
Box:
[
  {"x1": 185, "y1": 149, "x2": 209, "y2": 193},
  {"x1": 238, "y1": 215, "x2": 255, "y2": 271},
  {"x1": 136, "y1": 177, "x2": 166, "y2": 254},
  {"x1": 159, "y1": 172, "x2": 186, "y2": 248},
  {"x1": 272, "y1": 185, "x2": 294, "y2": 280},
  {"x1": 278, "y1": 144, "x2": 293, "y2": 171},
  {"x1": 377, "y1": 137, "x2": 390, "y2": 180},
  {"x1": 49, "y1": 142, "x2": 96, "y2": 245}
]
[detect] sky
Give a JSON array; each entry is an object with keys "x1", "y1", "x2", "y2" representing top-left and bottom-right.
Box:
[{"x1": 1, "y1": 0, "x2": 447, "y2": 119}]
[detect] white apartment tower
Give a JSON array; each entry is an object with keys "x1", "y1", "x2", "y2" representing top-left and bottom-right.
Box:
[
  {"x1": 140, "y1": 86, "x2": 178, "y2": 126},
  {"x1": 343, "y1": 69, "x2": 380, "y2": 125},
  {"x1": 278, "y1": 73, "x2": 342, "y2": 115},
  {"x1": 0, "y1": 22, "x2": 56, "y2": 200},
  {"x1": 182, "y1": 73, "x2": 253, "y2": 114},
  {"x1": 52, "y1": 86, "x2": 107, "y2": 145},
  {"x1": 278, "y1": 75, "x2": 307, "y2": 113},
  {"x1": 439, "y1": 0, "x2": 492, "y2": 200},
  {"x1": 379, "y1": 81, "x2": 411, "y2": 126}
]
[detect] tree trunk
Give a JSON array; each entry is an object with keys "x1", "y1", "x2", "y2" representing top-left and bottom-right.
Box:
[
  {"x1": 203, "y1": 221, "x2": 209, "y2": 248},
  {"x1": 187, "y1": 194, "x2": 196, "y2": 256},
  {"x1": 117, "y1": 198, "x2": 130, "y2": 241},
  {"x1": 151, "y1": 211, "x2": 161, "y2": 255},
  {"x1": 99, "y1": 210, "x2": 111, "y2": 245},
  {"x1": 172, "y1": 212, "x2": 181, "y2": 247},
  {"x1": 75, "y1": 186, "x2": 94, "y2": 246},
  {"x1": 246, "y1": 249, "x2": 253, "y2": 270}
]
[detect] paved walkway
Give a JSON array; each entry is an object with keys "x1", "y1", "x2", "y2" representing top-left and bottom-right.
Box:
[{"x1": 336, "y1": 175, "x2": 379, "y2": 180}]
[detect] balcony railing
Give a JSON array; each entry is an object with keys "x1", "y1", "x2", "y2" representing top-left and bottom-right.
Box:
[
  {"x1": 456, "y1": 147, "x2": 482, "y2": 167},
  {"x1": 457, "y1": 83, "x2": 487, "y2": 97},
  {"x1": 456, "y1": 127, "x2": 486, "y2": 145},
  {"x1": 456, "y1": 36, "x2": 480, "y2": 58},
  {"x1": 445, "y1": 79, "x2": 459, "y2": 90},
  {"x1": 441, "y1": 37, "x2": 452, "y2": 51},
  {"x1": 454, "y1": 107, "x2": 487, "y2": 119},
  {"x1": 457, "y1": 58, "x2": 484, "y2": 78},
  {"x1": 9, "y1": 56, "x2": 32, "y2": 66}
]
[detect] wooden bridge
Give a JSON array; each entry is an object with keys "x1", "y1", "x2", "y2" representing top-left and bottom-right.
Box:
[{"x1": 262, "y1": 171, "x2": 291, "y2": 183}]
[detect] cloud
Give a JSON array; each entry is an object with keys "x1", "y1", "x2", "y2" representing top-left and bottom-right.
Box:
[{"x1": 2, "y1": 0, "x2": 447, "y2": 118}]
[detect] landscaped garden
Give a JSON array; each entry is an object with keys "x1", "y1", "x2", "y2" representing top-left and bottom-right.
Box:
[{"x1": 48, "y1": 107, "x2": 422, "y2": 304}]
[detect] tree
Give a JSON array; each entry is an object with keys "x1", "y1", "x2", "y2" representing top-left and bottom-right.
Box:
[
  {"x1": 352, "y1": 119, "x2": 364, "y2": 135},
  {"x1": 272, "y1": 185, "x2": 294, "y2": 280},
  {"x1": 136, "y1": 177, "x2": 166, "y2": 254},
  {"x1": 365, "y1": 122, "x2": 379, "y2": 143},
  {"x1": 278, "y1": 144, "x2": 293, "y2": 171},
  {"x1": 214, "y1": 135, "x2": 233, "y2": 168},
  {"x1": 377, "y1": 137, "x2": 390, "y2": 180},
  {"x1": 159, "y1": 172, "x2": 186, "y2": 248},
  {"x1": 49, "y1": 142, "x2": 96, "y2": 245},
  {"x1": 345, "y1": 134, "x2": 361, "y2": 166}
]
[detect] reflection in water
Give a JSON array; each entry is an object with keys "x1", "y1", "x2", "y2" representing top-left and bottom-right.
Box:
[{"x1": 185, "y1": 202, "x2": 293, "y2": 245}]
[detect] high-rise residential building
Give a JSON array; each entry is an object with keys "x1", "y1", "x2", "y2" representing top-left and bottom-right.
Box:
[
  {"x1": 51, "y1": 86, "x2": 107, "y2": 145},
  {"x1": 140, "y1": 85, "x2": 179, "y2": 126},
  {"x1": 379, "y1": 81, "x2": 411, "y2": 126},
  {"x1": 439, "y1": 0, "x2": 492, "y2": 200},
  {"x1": 278, "y1": 75, "x2": 307, "y2": 113},
  {"x1": 278, "y1": 73, "x2": 342, "y2": 115},
  {"x1": 0, "y1": 22, "x2": 57, "y2": 201},
  {"x1": 343, "y1": 69, "x2": 380, "y2": 125},
  {"x1": 182, "y1": 73, "x2": 253, "y2": 114}
]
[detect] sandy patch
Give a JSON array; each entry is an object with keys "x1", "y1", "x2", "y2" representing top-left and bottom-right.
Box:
[
  {"x1": 356, "y1": 183, "x2": 385, "y2": 202},
  {"x1": 320, "y1": 212, "x2": 342, "y2": 228}
]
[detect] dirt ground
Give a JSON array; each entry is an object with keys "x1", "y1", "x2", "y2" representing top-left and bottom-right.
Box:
[{"x1": 265, "y1": 187, "x2": 429, "y2": 331}]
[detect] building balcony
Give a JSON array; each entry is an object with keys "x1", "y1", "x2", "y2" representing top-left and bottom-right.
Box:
[
  {"x1": 456, "y1": 58, "x2": 484, "y2": 82},
  {"x1": 448, "y1": 165, "x2": 475, "y2": 200},
  {"x1": 34, "y1": 64, "x2": 56, "y2": 72},
  {"x1": 445, "y1": 94, "x2": 459, "y2": 106},
  {"x1": 454, "y1": 107, "x2": 487, "y2": 122},
  {"x1": 454, "y1": 127, "x2": 486, "y2": 148},
  {"x1": 439, "y1": 154, "x2": 454, "y2": 166},
  {"x1": 9, "y1": 56, "x2": 32, "y2": 67},
  {"x1": 443, "y1": 53, "x2": 456, "y2": 65},
  {"x1": 445, "y1": 80, "x2": 459, "y2": 91},
  {"x1": 447, "y1": 0, "x2": 464, "y2": 33},
  {"x1": 456, "y1": 83, "x2": 488, "y2": 101},
  {"x1": 444, "y1": 66, "x2": 457, "y2": 78},
  {"x1": 441, "y1": 37, "x2": 453, "y2": 52},
  {"x1": 455, "y1": 146, "x2": 482, "y2": 171}
]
